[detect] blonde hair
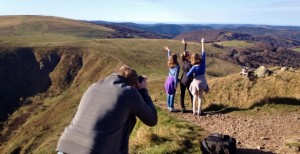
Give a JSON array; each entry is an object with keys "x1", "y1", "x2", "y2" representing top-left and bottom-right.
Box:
[
  {"x1": 191, "y1": 53, "x2": 201, "y2": 65},
  {"x1": 117, "y1": 66, "x2": 138, "y2": 86},
  {"x1": 167, "y1": 53, "x2": 179, "y2": 68}
]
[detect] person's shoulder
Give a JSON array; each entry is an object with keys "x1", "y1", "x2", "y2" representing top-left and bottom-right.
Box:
[
  {"x1": 124, "y1": 86, "x2": 140, "y2": 98},
  {"x1": 124, "y1": 85, "x2": 138, "y2": 93}
]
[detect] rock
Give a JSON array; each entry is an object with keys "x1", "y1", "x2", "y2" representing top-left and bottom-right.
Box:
[
  {"x1": 254, "y1": 65, "x2": 271, "y2": 78},
  {"x1": 289, "y1": 67, "x2": 296, "y2": 71},
  {"x1": 281, "y1": 67, "x2": 287, "y2": 71},
  {"x1": 260, "y1": 137, "x2": 269, "y2": 140},
  {"x1": 257, "y1": 145, "x2": 264, "y2": 149}
]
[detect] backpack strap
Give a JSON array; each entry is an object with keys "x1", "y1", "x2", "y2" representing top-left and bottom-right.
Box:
[{"x1": 202, "y1": 138, "x2": 214, "y2": 153}]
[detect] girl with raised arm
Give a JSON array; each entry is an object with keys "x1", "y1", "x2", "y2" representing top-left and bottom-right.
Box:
[
  {"x1": 164, "y1": 46, "x2": 180, "y2": 112},
  {"x1": 187, "y1": 38, "x2": 209, "y2": 116},
  {"x1": 179, "y1": 39, "x2": 193, "y2": 113}
]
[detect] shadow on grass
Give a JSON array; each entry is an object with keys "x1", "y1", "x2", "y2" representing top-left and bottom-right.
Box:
[
  {"x1": 203, "y1": 97, "x2": 300, "y2": 115},
  {"x1": 150, "y1": 134, "x2": 170, "y2": 144},
  {"x1": 204, "y1": 103, "x2": 241, "y2": 114},
  {"x1": 248, "y1": 97, "x2": 300, "y2": 110}
]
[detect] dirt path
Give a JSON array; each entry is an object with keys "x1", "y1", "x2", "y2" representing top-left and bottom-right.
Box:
[{"x1": 157, "y1": 103, "x2": 300, "y2": 154}]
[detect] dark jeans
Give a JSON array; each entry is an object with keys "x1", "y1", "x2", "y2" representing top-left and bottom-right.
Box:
[{"x1": 180, "y1": 82, "x2": 193, "y2": 109}]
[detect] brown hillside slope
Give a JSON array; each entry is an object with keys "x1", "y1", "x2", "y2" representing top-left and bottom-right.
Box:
[{"x1": 0, "y1": 47, "x2": 121, "y2": 154}]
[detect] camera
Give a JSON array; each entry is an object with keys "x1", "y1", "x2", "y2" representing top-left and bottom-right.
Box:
[{"x1": 138, "y1": 76, "x2": 145, "y2": 83}]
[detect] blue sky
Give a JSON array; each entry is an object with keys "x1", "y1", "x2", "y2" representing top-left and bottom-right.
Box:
[{"x1": 0, "y1": 0, "x2": 300, "y2": 26}]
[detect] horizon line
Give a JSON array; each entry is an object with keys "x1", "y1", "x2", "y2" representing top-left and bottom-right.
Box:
[{"x1": 1, "y1": 14, "x2": 300, "y2": 27}]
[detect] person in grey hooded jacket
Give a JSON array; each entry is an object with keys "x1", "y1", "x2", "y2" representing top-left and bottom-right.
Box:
[{"x1": 56, "y1": 66, "x2": 157, "y2": 154}]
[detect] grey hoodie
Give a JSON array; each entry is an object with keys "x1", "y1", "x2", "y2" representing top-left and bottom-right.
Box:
[{"x1": 56, "y1": 73, "x2": 157, "y2": 154}]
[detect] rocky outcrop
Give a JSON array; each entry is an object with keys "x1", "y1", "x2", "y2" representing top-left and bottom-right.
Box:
[{"x1": 0, "y1": 47, "x2": 83, "y2": 122}]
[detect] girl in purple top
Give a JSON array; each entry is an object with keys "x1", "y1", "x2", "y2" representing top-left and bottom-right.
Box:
[
  {"x1": 164, "y1": 46, "x2": 180, "y2": 112},
  {"x1": 187, "y1": 38, "x2": 209, "y2": 116}
]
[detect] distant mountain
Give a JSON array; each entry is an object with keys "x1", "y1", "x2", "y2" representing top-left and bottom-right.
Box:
[
  {"x1": 217, "y1": 44, "x2": 300, "y2": 68},
  {"x1": 89, "y1": 21, "x2": 169, "y2": 39},
  {"x1": 175, "y1": 29, "x2": 300, "y2": 48},
  {"x1": 204, "y1": 24, "x2": 300, "y2": 31},
  {"x1": 224, "y1": 27, "x2": 300, "y2": 43},
  {"x1": 90, "y1": 21, "x2": 213, "y2": 38},
  {"x1": 89, "y1": 21, "x2": 300, "y2": 42}
]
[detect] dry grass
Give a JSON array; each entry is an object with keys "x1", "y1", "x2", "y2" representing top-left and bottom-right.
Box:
[{"x1": 204, "y1": 69, "x2": 300, "y2": 109}]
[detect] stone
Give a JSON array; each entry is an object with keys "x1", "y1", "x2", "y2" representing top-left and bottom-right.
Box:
[
  {"x1": 254, "y1": 65, "x2": 270, "y2": 78},
  {"x1": 260, "y1": 137, "x2": 270, "y2": 140},
  {"x1": 281, "y1": 67, "x2": 287, "y2": 71}
]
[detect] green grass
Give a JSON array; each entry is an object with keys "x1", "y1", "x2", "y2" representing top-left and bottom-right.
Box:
[
  {"x1": 219, "y1": 40, "x2": 254, "y2": 48},
  {"x1": 129, "y1": 108, "x2": 206, "y2": 153}
]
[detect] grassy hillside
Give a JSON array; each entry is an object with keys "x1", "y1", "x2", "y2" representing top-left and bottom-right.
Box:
[
  {"x1": 0, "y1": 38, "x2": 241, "y2": 153},
  {"x1": 0, "y1": 15, "x2": 115, "y2": 42},
  {"x1": 0, "y1": 40, "x2": 298, "y2": 154}
]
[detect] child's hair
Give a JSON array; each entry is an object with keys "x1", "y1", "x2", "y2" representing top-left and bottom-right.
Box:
[
  {"x1": 181, "y1": 51, "x2": 190, "y2": 62},
  {"x1": 191, "y1": 53, "x2": 201, "y2": 65},
  {"x1": 168, "y1": 53, "x2": 179, "y2": 68},
  {"x1": 117, "y1": 66, "x2": 139, "y2": 86}
]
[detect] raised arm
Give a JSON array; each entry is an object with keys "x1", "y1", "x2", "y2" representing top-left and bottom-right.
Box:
[
  {"x1": 164, "y1": 46, "x2": 171, "y2": 58},
  {"x1": 201, "y1": 38, "x2": 205, "y2": 53},
  {"x1": 182, "y1": 39, "x2": 187, "y2": 51},
  {"x1": 200, "y1": 38, "x2": 206, "y2": 66}
]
